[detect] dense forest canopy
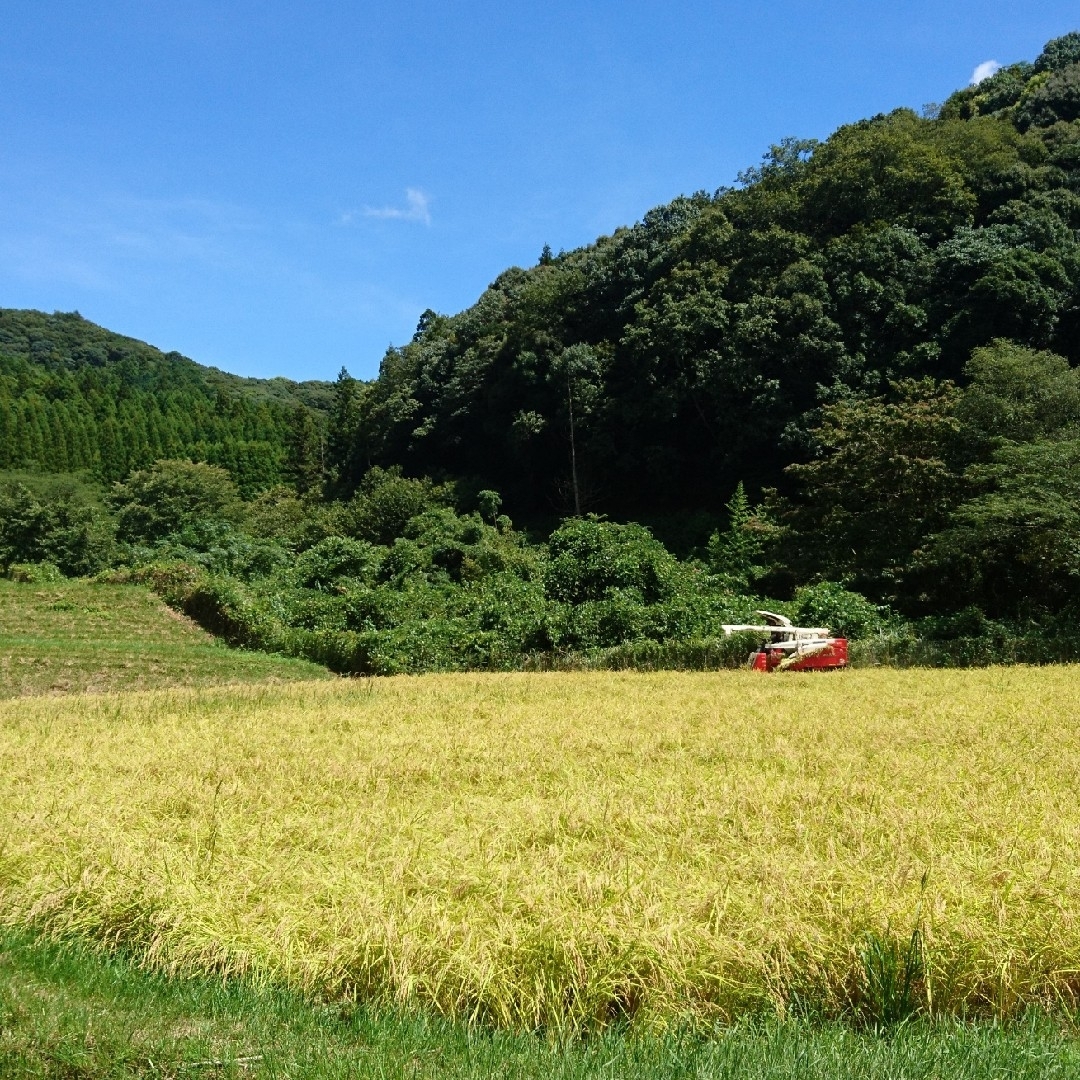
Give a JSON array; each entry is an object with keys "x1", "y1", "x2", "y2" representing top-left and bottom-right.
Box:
[
  {"x1": 0, "y1": 308, "x2": 331, "y2": 492},
  {"x1": 5, "y1": 33, "x2": 1080, "y2": 672},
  {"x1": 333, "y1": 33, "x2": 1080, "y2": 528}
]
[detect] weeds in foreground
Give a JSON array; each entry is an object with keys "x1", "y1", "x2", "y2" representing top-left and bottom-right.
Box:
[
  {"x1": 859, "y1": 927, "x2": 927, "y2": 1028},
  {"x1": 3, "y1": 929, "x2": 1080, "y2": 1080}
]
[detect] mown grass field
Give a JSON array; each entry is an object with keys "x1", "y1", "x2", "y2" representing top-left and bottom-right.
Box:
[
  {"x1": 3, "y1": 666, "x2": 1079, "y2": 1034},
  {"x1": 0, "y1": 579, "x2": 331, "y2": 697}
]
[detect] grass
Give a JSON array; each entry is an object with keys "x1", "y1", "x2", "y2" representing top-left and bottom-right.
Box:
[
  {"x1": 3, "y1": 928, "x2": 1080, "y2": 1079},
  {"x1": 0, "y1": 579, "x2": 331, "y2": 697},
  {"x1": 3, "y1": 668, "x2": 1080, "y2": 1029}
]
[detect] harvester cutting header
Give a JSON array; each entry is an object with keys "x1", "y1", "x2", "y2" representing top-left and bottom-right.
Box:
[{"x1": 721, "y1": 611, "x2": 848, "y2": 672}]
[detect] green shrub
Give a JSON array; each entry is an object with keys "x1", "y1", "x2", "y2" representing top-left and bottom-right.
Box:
[
  {"x1": 111, "y1": 460, "x2": 243, "y2": 544},
  {"x1": 545, "y1": 518, "x2": 686, "y2": 606},
  {"x1": 246, "y1": 486, "x2": 338, "y2": 549},
  {"x1": 0, "y1": 475, "x2": 116, "y2": 576},
  {"x1": 144, "y1": 521, "x2": 291, "y2": 581},
  {"x1": 293, "y1": 537, "x2": 382, "y2": 589},
  {"x1": 793, "y1": 582, "x2": 886, "y2": 639},
  {"x1": 337, "y1": 467, "x2": 454, "y2": 546},
  {"x1": 7, "y1": 561, "x2": 64, "y2": 583},
  {"x1": 102, "y1": 561, "x2": 207, "y2": 606}
]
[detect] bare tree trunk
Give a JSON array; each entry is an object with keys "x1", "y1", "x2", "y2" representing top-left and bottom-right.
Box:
[{"x1": 567, "y1": 375, "x2": 581, "y2": 517}]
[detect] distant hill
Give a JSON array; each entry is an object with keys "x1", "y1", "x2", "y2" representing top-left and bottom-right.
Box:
[
  {"x1": 0, "y1": 308, "x2": 333, "y2": 491},
  {"x1": 7, "y1": 31, "x2": 1080, "y2": 532}
]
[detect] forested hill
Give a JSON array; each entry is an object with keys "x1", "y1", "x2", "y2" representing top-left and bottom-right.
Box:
[
  {"x1": 5, "y1": 34, "x2": 1080, "y2": 665},
  {"x1": 0, "y1": 309, "x2": 332, "y2": 493},
  {"x1": 337, "y1": 31, "x2": 1080, "y2": 526}
]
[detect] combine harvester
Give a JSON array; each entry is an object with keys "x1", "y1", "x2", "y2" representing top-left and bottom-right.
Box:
[{"x1": 721, "y1": 611, "x2": 848, "y2": 672}]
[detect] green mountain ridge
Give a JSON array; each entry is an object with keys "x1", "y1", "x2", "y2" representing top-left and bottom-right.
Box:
[
  {"x1": 0, "y1": 308, "x2": 332, "y2": 491},
  {"x1": 0, "y1": 307, "x2": 334, "y2": 411}
]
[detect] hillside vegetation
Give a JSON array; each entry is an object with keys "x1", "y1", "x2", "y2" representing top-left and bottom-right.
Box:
[
  {"x1": 340, "y1": 34, "x2": 1080, "y2": 529},
  {"x1": 4, "y1": 34, "x2": 1080, "y2": 672}
]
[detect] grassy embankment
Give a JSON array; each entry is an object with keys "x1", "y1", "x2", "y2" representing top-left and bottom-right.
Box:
[
  {"x1": 4, "y1": 667, "x2": 1080, "y2": 1033},
  {"x1": 0, "y1": 579, "x2": 330, "y2": 696},
  {"x1": 5, "y1": 928, "x2": 1080, "y2": 1079}
]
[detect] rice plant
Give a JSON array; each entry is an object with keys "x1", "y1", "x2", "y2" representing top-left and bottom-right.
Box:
[{"x1": 2, "y1": 667, "x2": 1080, "y2": 1029}]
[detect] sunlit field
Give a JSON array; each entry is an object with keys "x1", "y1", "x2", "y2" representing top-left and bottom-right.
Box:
[{"x1": 3, "y1": 669, "x2": 1079, "y2": 1030}]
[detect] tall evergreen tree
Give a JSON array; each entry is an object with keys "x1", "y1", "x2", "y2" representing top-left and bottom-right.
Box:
[
  {"x1": 326, "y1": 367, "x2": 360, "y2": 493},
  {"x1": 286, "y1": 404, "x2": 324, "y2": 494}
]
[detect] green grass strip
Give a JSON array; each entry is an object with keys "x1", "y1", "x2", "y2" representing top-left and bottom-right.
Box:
[{"x1": 2, "y1": 929, "x2": 1080, "y2": 1079}]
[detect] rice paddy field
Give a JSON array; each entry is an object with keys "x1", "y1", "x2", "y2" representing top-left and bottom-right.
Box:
[{"x1": 3, "y1": 666, "x2": 1080, "y2": 1034}]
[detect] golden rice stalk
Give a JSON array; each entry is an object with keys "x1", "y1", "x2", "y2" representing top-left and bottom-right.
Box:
[{"x1": 2, "y1": 669, "x2": 1079, "y2": 1029}]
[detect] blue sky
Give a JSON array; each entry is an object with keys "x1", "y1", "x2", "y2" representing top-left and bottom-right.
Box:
[{"x1": 1, "y1": 2, "x2": 1076, "y2": 382}]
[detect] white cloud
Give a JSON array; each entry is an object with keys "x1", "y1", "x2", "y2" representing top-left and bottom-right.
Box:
[
  {"x1": 342, "y1": 188, "x2": 432, "y2": 226},
  {"x1": 971, "y1": 60, "x2": 1001, "y2": 85}
]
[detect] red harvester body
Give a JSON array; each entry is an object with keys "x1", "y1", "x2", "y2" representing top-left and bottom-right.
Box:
[{"x1": 722, "y1": 611, "x2": 848, "y2": 673}]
